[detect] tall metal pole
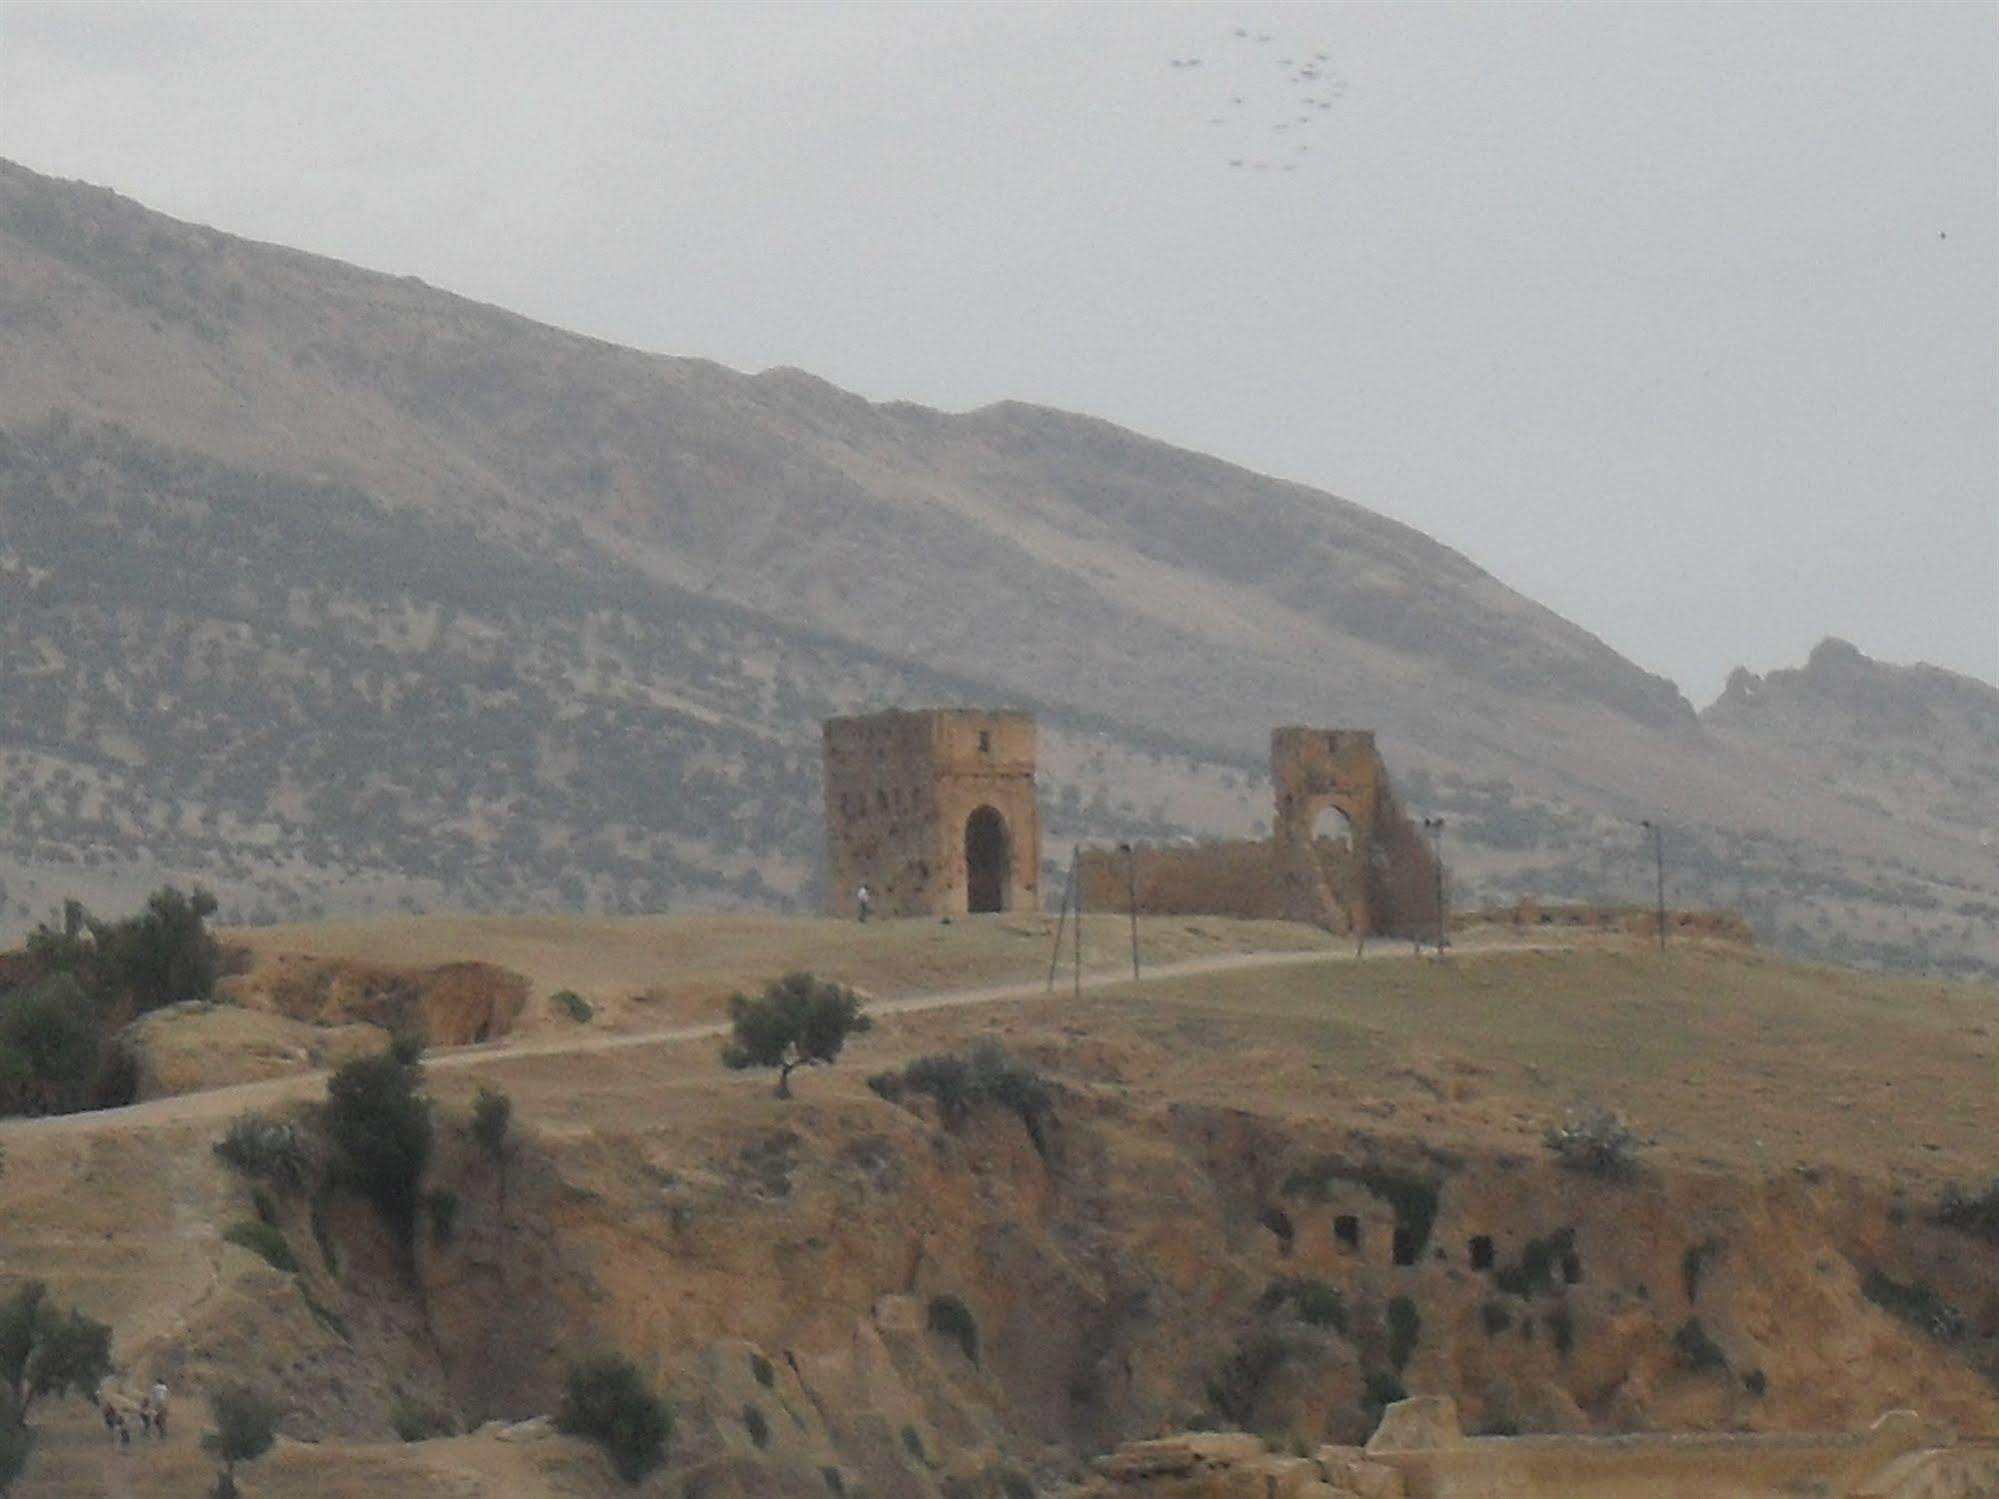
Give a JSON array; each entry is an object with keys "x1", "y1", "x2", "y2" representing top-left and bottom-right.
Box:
[
  {"x1": 1421, "y1": 817, "x2": 1447, "y2": 953},
  {"x1": 1642, "y1": 819, "x2": 1666, "y2": 951},
  {"x1": 1046, "y1": 850, "x2": 1074, "y2": 994},
  {"x1": 1073, "y1": 844, "x2": 1084, "y2": 1000},
  {"x1": 1119, "y1": 842, "x2": 1140, "y2": 981},
  {"x1": 1433, "y1": 819, "x2": 1447, "y2": 952}
]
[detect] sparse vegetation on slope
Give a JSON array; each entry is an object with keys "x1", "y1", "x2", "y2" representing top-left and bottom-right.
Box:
[
  {"x1": 557, "y1": 1352, "x2": 671, "y2": 1484},
  {"x1": 870, "y1": 1038, "x2": 1057, "y2": 1154},
  {"x1": 324, "y1": 1039, "x2": 433, "y2": 1256}
]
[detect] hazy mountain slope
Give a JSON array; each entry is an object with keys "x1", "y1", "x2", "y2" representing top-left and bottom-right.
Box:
[
  {"x1": 1706, "y1": 638, "x2": 1999, "y2": 831},
  {"x1": 0, "y1": 158, "x2": 1689, "y2": 765},
  {"x1": 0, "y1": 158, "x2": 1992, "y2": 976}
]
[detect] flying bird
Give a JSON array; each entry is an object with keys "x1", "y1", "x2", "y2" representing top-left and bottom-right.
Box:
[{"x1": 1176, "y1": 21, "x2": 1353, "y2": 179}]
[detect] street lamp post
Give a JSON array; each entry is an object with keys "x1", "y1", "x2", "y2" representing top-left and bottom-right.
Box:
[
  {"x1": 1640, "y1": 819, "x2": 1666, "y2": 951},
  {"x1": 1117, "y1": 842, "x2": 1140, "y2": 981},
  {"x1": 1422, "y1": 817, "x2": 1447, "y2": 953}
]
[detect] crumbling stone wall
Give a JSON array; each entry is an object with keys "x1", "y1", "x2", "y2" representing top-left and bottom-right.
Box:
[
  {"x1": 823, "y1": 709, "x2": 1040, "y2": 918},
  {"x1": 1271, "y1": 728, "x2": 1437, "y2": 938},
  {"x1": 1077, "y1": 728, "x2": 1439, "y2": 938},
  {"x1": 1078, "y1": 839, "x2": 1287, "y2": 922}
]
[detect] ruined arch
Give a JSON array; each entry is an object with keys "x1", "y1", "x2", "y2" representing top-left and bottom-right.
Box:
[
  {"x1": 965, "y1": 805, "x2": 1010, "y2": 913},
  {"x1": 1271, "y1": 728, "x2": 1437, "y2": 938}
]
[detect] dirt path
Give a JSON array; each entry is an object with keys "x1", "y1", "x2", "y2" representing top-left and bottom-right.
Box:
[{"x1": 0, "y1": 941, "x2": 1463, "y2": 1141}]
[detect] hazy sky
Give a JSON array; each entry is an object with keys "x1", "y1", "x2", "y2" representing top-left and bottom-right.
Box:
[{"x1": 2, "y1": 1, "x2": 1993, "y2": 702}]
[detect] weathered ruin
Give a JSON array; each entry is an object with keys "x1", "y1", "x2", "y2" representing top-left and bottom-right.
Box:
[
  {"x1": 1079, "y1": 727, "x2": 1440, "y2": 939},
  {"x1": 1077, "y1": 1402, "x2": 1999, "y2": 1498},
  {"x1": 823, "y1": 708, "x2": 1041, "y2": 919}
]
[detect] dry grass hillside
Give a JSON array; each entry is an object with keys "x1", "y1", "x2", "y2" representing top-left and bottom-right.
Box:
[
  {"x1": 1, "y1": 157, "x2": 1994, "y2": 981},
  {"x1": 1, "y1": 913, "x2": 1993, "y2": 1497}
]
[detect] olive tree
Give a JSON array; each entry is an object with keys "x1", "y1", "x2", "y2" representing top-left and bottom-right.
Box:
[
  {"x1": 720, "y1": 973, "x2": 870, "y2": 1099},
  {"x1": 0, "y1": 1282, "x2": 113, "y2": 1423},
  {"x1": 204, "y1": 1383, "x2": 279, "y2": 1498}
]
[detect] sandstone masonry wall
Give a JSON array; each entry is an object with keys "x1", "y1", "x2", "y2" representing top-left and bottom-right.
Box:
[
  {"x1": 1077, "y1": 728, "x2": 1440, "y2": 938},
  {"x1": 823, "y1": 709, "x2": 1040, "y2": 918}
]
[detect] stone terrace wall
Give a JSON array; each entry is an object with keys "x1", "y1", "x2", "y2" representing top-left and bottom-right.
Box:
[{"x1": 1078, "y1": 1403, "x2": 1991, "y2": 1499}]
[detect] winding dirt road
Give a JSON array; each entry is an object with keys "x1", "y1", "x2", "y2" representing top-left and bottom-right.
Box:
[{"x1": 0, "y1": 943, "x2": 1407, "y2": 1140}]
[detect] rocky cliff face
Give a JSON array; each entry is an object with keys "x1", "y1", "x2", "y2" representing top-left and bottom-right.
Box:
[
  {"x1": 3, "y1": 928, "x2": 1995, "y2": 1497},
  {"x1": 20, "y1": 1062, "x2": 1987, "y2": 1497}
]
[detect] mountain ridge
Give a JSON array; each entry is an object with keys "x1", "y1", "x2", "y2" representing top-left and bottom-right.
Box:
[{"x1": 0, "y1": 157, "x2": 1992, "y2": 978}]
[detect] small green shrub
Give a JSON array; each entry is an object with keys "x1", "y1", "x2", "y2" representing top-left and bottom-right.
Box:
[
  {"x1": 1258, "y1": 1275, "x2": 1348, "y2": 1332},
  {"x1": 749, "y1": 1352, "x2": 775, "y2": 1388},
  {"x1": 1671, "y1": 1317, "x2": 1727, "y2": 1373},
  {"x1": 927, "y1": 1294, "x2": 980, "y2": 1366},
  {"x1": 389, "y1": 1395, "x2": 442, "y2": 1442},
  {"x1": 821, "y1": 1465, "x2": 845, "y2": 1496},
  {"x1": 425, "y1": 1188, "x2": 459, "y2": 1246},
  {"x1": 1293, "y1": 1278, "x2": 1347, "y2": 1332},
  {"x1": 1681, "y1": 1238, "x2": 1721, "y2": 1304},
  {"x1": 997, "y1": 1467, "x2": 1036, "y2": 1499},
  {"x1": 1386, "y1": 1297, "x2": 1421, "y2": 1372},
  {"x1": 1742, "y1": 1368, "x2": 1768, "y2": 1397},
  {"x1": 741, "y1": 1403, "x2": 770, "y2": 1449},
  {"x1": 549, "y1": 990, "x2": 593, "y2": 1023},
  {"x1": 1936, "y1": 1179, "x2": 1999, "y2": 1243},
  {"x1": 876, "y1": 1041, "x2": 1057, "y2": 1155},
  {"x1": 1543, "y1": 1108, "x2": 1640, "y2": 1177},
  {"x1": 1480, "y1": 1301, "x2": 1513, "y2": 1336},
  {"x1": 214, "y1": 1110, "x2": 314, "y2": 1190},
  {"x1": 1495, "y1": 1227, "x2": 1575, "y2": 1298},
  {"x1": 309, "y1": 1191, "x2": 340, "y2": 1276},
  {"x1": 1204, "y1": 1331, "x2": 1295, "y2": 1426},
  {"x1": 224, "y1": 1219, "x2": 297, "y2": 1272},
  {"x1": 900, "y1": 1423, "x2": 928, "y2": 1466},
  {"x1": 1361, "y1": 1371, "x2": 1407, "y2": 1410},
  {"x1": 1861, "y1": 1269, "x2": 1965, "y2": 1341},
  {"x1": 299, "y1": 1283, "x2": 350, "y2": 1342},
  {"x1": 1547, "y1": 1305, "x2": 1574, "y2": 1358},
  {"x1": 472, "y1": 1087, "x2": 513, "y2": 1162},
  {"x1": 557, "y1": 1352, "x2": 673, "y2": 1484}
]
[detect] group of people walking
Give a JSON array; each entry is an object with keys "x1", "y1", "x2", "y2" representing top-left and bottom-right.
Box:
[{"x1": 100, "y1": 1380, "x2": 169, "y2": 1449}]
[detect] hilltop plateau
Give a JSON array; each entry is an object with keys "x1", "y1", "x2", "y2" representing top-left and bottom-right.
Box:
[{"x1": 0, "y1": 914, "x2": 1993, "y2": 1496}]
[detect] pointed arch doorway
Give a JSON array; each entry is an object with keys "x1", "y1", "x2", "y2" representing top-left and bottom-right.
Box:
[{"x1": 965, "y1": 805, "x2": 1010, "y2": 913}]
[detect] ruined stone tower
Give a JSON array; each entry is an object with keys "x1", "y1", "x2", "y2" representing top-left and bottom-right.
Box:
[
  {"x1": 1270, "y1": 726, "x2": 1437, "y2": 937},
  {"x1": 823, "y1": 710, "x2": 1041, "y2": 919}
]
